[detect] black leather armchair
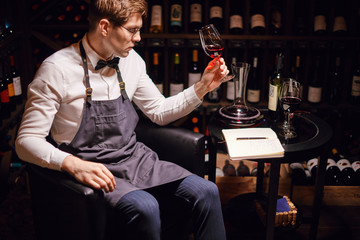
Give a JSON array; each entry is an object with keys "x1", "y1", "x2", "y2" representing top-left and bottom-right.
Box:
[{"x1": 27, "y1": 118, "x2": 206, "y2": 240}]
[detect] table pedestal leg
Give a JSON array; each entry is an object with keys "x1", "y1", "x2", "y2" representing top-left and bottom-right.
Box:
[{"x1": 266, "y1": 159, "x2": 281, "y2": 240}]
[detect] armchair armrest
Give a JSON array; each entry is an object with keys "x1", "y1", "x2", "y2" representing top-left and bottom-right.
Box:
[{"x1": 135, "y1": 118, "x2": 206, "y2": 177}]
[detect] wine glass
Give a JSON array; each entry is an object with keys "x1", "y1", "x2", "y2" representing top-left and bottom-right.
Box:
[
  {"x1": 199, "y1": 24, "x2": 234, "y2": 82},
  {"x1": 278, "y1": 78, "x2": 301, "y2": 139}
]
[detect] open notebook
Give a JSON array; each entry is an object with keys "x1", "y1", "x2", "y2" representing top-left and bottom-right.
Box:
[{"x1": 222, "y1": 128, "x2": 284, "y2": 160}]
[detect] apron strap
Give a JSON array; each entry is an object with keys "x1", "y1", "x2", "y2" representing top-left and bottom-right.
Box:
[
  {"x1": 79, "y1": 40, "x2": 129, "y2": 102},
  {"x1": 79, "y1": 40, "x2": 92, "y2": 105}
]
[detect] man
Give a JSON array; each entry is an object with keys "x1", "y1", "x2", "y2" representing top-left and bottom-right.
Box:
[{"x1": 16, "y1": 0, "x2": 228, "y2": 239}]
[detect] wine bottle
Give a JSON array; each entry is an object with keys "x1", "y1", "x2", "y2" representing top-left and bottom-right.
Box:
[
  {"x1": 223, "y1": 159, "x2": 236, "y2": 176},
  {"x1": 209, "y1": 0, "x2": 224, "y2": 34},
  {"x1": 150, "y1": 0, "x2": 163, "y2": 33},
  {"x1": 332, "y1": 0, "x2": 347, "y2": 36},
  {"x1": 226, "y1": 57, "x2": 237, "y2": 102},
  {"x1": 169, "y1": 0, "x2": 183, "y2": 33},
  {"x1": 270, "y1": 0, "x2": 282, "y2": 35},
  {"x1": 336, "y1": 152, "x2": 355, "y2": 186},
  {"x1": 150, "y1": 52, "x2": 163, "y2": 94},
  {"x1": 351, "y1": 160, "x2": 360, "y2": 186},
  {"x1": 250, "y1": 0, "x2": 266, "y2": 35},
  {"x1": 0, "y1": 63, "x2": 10, "y2": 119},
  {"x1": 351, "y1": 54, "x2": 360, "y2": 105},
  {"x1": 188, "y1": 49, "x2": 202, "y2": 87},
  {"x1": 247, "y1": 54, "x2": 261, "y2": 104},
  {"x1": 4, "y1": 63, "x2": 15, "y2": 112},
  {"x1": 328, "y1": 56, "x2": 342, "y2": 104},
  {"x1": 307, "y1": 55, "x2": 323, "y2": 104},
  {"x1": 313, "y1": 0, "x2": 327, "y2": 36},
  {"x1": 250, "y1": 162, "x2": 258, "y2": 176},
  {"x1": 289, "y1": 162, "x2": 308, "y2": 185},
  {"x1": 189, "y1": 0, "x2": 202, "y2": 33},
  {"x1": 9, "y1": 55, "x2": 22, "y2": 104},
  {"x1": 229, "y1": 0, "x2": 244, "y2": 35},
  {"x1": 293, "y1": 1, "x2": 308, "y2": 35},
  {"x1": 268, "y1": 52, "x2": 284, "y2": 121},
  {"x1": 325, "y1": 150, "x2": 341, "y2": 185},
  {"x1": 307, "y1": 157, "x2": 318, "y2": 185},
  {"x1": 170, "y1": 52, "x2": 183, "y2": 96},
  {"x1": 236, "y1": 160, "x2": 250, "y2": 176},
  {"x1": 290, "y1": 55, "x2": 304, "y2": 98}
]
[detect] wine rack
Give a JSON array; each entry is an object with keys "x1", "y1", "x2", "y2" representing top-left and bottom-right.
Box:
[{"x1": 2, "y1": 0, "x2": 360, "y2": 148}]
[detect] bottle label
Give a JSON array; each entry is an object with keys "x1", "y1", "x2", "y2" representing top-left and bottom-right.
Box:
[
  {"x1": 1, "y1": 89, "x2": 10, "y2": 103},
  {"x1": 230, "y1": 15, "x2": 243, "y2": 29},
  {"x1": 188, "y1": 72, "x2": 201, "y2": 87},
  {"x1": 156, "y1": 83, "x2": 163, "y2": 94},
  {"x1": 351, "y1": 75, "x2": 360, "y2": 97},
  {"x1": 268, "y1": 83, "x2": 278, "y2": 111},
  {"x1": 333, "y1": 16, "x2": 347, "y2": 32},
  {"x1": 151, "y1": 5, "x2": 162, "y2": 27},
  {"x1": 226, "y1": 81, "x2": 235, "y2": 101},
  {"x1": 207, "y1": 87, "x2": 220, "y2": 101},
  {"x1": 210, "y1": 6, "x2": 223, "y2": 19},
  {"x1": 7, "y1": 82, "x2": 15, "y2": 97},
  {"x1": 326, "y1": 158, "x2": 337, "y2": 170},
  {"x1": 170, "y1": 83, "x2": 184, "y2": 96},
  {"x1": 314, "y1": 15, "x2": 326, "y2": 32},
  {"x1": 13, "y1": 76, "x2": 22, "y2": 96},
  {"x1": 190, "y1": 3, "x2": 202, "y2": 23},
  {"x1": 170, "y1": 4, "x2": 182, "y2": 27},
  {"x1": 337, "y1": 159, "x2": 352, "y2": 171},
  {"x1": 251, "y1": 14, "x2": 265, "y2": 29},
  {"x1": 352, "y1": 161, "x2": 360, "y2": 172},
  {"x1": 307, "y1": 86, "x2": 322, "y2": 103},
  {"x1": 307, "y1": 158, "x2": 318, "y2": 172},
  {"x1": 247, "y1": 89, "x2": 260, "y2": 103}
]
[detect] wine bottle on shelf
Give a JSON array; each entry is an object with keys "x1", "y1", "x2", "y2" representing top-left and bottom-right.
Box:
[
  {"x1": 73, "y1": 2, "x2": 88, "y2": 24},
  {"x1": 208, "y1": 0, "x2": 224, "y2": 34},
  {"x1": 351, "y1": 54, "x2": 360, "y2": 105},
  {"x1": 307, "y1": 55, "x2": 323, "y2": 104},
  {"x1": 150, "y1": 0, "x2": 163, "y2": 34},
  {"x1": 307, "y1": 157, "x2": 318, "y2": 185},
  {"x1": 0, "y1": 63, "x2": 10, "y2": 119},
  {"x1": 188, "y1": 49, "x2": 202, "y2": 87},
  {"x1": 189, "y1": 0, "x2": 202, "y2": 33},
  {"x1": 352, "y1": 160, "x2": 360, "y2": 186},
  {"x1": 290, "y1": 55, "x2": 304, "y2": 98},
  {"x1": 9, "y1": 55, "x2": 22, "y2": 104},
  {"x1": 247, "y1": 53, "x2": 261, "y2": 104},
  {"x1": 4, "y1": 63, "x2": 15, "y2": 112},
  {"x1": 170, "y1": 52, "x2": 183, "y2": 96},
  {"x1": 250, "y1": 0, "x2": 266, "y2": 35},
  {"x1": 223, "y1": 160, "x2": 236, "y2": 176},
  {"x1": 169, "y1": 0, "x2": 183, "y2": 33},
  {"x1": 150, "y1": 52, "x2": 163, "y2": 94},
  {"x1": 236, "y1": 160, "x2": 250, "y2": 176},
  {"x1": 250, "y1": 162, "x2": 258, "y2": 176},
  {"x1": 313, "y1": 0, "x2": 327, "y2": 36},
  {"x1": 332, "y1": 0, "x2": 347, "y2": 36},
  {"x1": 229, "y1": 0, "x2": 244, "y2": 35},
  {"x1": 293, "y1": 1, "x2": 308, "y2": 35},
  {"x1": 328, "y1": 56, "x2": 342, "y2": 104},
  {"x1": 325, "y1": 149, "x2": 341, "y2": 185},
  {"x1": 335, "y1": 149, "x2": 355, "y2": 186},
  {"x1": 269, "y1": 0, "x2": 282, "y2": 35},
  {"x1": 289, "y1": 162, "x2": 308, "y2": 185},
  {"x1": 226, "y1": 57, "x2": 237, "y2": 102},
  {"x1": 268, "y1": 52, "x2": 284, "y2": 122}
]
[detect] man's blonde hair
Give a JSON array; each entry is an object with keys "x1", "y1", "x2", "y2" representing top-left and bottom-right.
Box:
[{"x1": 89, "y1": 0, "x2": 147, "y2": 31}]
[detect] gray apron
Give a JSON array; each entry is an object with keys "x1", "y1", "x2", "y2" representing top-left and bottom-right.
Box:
[{"x1": 58, "y1": 41, "x2": 192, "y2": 207}]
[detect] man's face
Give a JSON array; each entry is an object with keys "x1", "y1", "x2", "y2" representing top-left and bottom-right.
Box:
[{"x1": 107, "y1": 13, "x2": 142, "y2": 58}]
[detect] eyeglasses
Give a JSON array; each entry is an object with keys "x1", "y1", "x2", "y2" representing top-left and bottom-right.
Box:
[{"x1": 120, "y1": 25, "x2": 141, "y2": 38}]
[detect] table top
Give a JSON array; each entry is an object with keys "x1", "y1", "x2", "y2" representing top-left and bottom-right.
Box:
[{"x1": 208, "y1": 109, "x2": 333, "y2": 163}]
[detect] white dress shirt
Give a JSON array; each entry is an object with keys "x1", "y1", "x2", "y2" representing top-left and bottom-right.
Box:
[{"x1": 16, "y1": 35, "x2": 202, "y2": 171}]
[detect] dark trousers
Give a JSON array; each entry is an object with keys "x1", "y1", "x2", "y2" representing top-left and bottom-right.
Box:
[{"x1": 108, "y1": 175, "x2": 226, "y2": 240}]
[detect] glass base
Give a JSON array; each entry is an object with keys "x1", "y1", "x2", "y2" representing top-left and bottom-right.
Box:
[{"x1": 217, "y1": 105, "x2": 261, "y2": 127}]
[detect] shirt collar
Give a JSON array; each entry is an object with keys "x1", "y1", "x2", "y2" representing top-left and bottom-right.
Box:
[{"x1": 81, "y1": 34, "x2": 119, "y2": 71}]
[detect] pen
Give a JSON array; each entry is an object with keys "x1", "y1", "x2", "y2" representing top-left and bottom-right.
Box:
[{"x1": 236, "y1": 137, "x2": 268, "y2": 140}]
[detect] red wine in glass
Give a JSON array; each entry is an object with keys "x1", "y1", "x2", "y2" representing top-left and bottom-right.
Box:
[
  {"x1": 280, "y1": 96, "x2": 301, "y2": 113},
  {"x1": 205, "y1": 44, "x2": 224, "y2": 59}
]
